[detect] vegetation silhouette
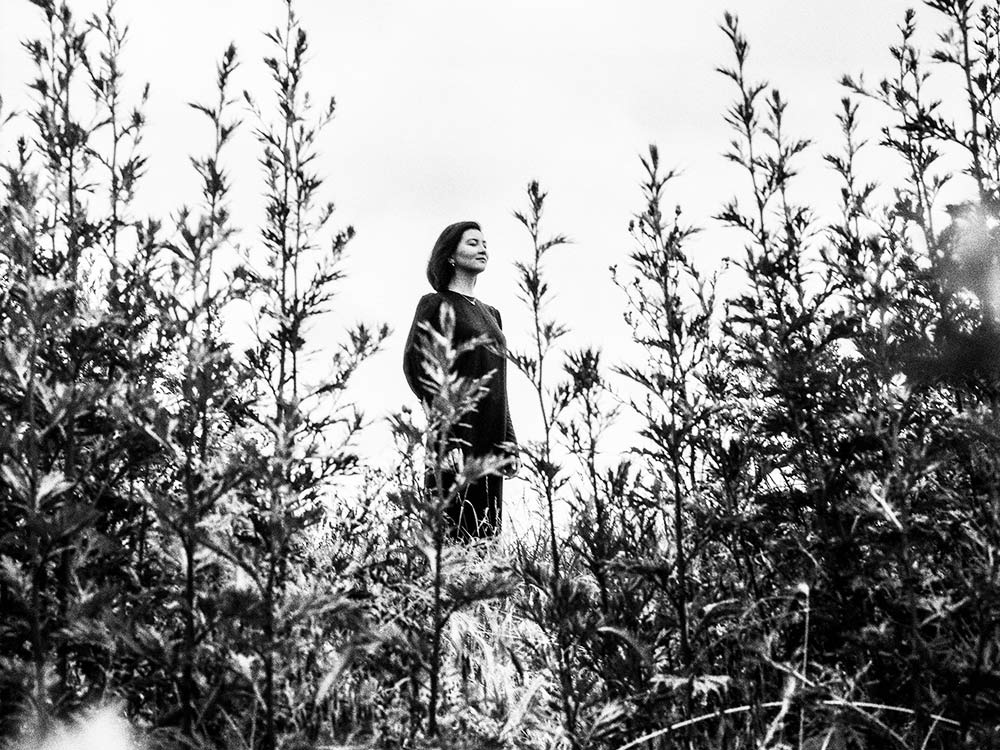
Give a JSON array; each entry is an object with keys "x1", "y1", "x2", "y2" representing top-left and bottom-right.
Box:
[{"x1": 3, "y1": 1, "x2": 1000, "y2": 748}]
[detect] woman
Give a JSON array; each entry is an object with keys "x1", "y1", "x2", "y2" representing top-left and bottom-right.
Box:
[{"x1": 402, "y1": 221, "x2": 520, "y2": 540}]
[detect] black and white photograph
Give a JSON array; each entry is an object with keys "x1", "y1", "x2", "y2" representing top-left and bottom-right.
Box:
[{"x1": 1, "y1": 0, "x2": 999, "y2": 748}]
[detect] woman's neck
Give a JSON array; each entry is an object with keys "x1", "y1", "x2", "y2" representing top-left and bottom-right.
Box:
[{"x1": 447, "y1": 271, "x2": 477, "y2": 296}]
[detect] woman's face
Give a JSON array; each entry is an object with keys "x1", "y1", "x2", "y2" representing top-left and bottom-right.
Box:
[{"x1": 451, "y1": 228, "x2": 488, "y2": 274}]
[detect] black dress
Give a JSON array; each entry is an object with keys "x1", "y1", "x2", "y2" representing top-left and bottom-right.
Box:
[{"x1": 402, "y1": 289, "x2": 518, "y2": 539}]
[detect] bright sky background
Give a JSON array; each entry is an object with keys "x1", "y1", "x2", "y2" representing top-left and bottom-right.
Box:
[{"x1": 1, "y1": 1, "x2": 965, "y2": 533}]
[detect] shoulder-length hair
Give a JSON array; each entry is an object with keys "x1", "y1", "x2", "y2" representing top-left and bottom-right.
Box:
[{"x1": 426, "y1": 221, "x2": 480, "y2": 292}]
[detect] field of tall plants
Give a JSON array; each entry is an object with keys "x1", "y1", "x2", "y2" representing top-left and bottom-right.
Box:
[{"x1": 3, "y1": 1, "x2": 1000, "y2": 748}]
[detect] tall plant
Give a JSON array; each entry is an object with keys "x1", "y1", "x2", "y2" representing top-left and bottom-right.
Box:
[
  {"x1": 146, "y1": 42, "x2": 249, "y2": 743},
  {"x1": 389, "y1": 299, "x2": 515, "y2": 741},
  {"x1": 609, "y1": 142, "x2": 746, "y2": 742},
  {"x1": 210, "y1": 2, "x2": 388, "y2": 746},
  {"x1": 0, "y1": 2, "x2": 157, "y2": 729},
  {"x1": 509, "y1": 182, "x2": 628, "y2": 749}
]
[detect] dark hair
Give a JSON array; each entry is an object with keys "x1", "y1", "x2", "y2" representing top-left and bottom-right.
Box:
[{"x1": 426, "y1": 221, "x2": 481, "y2": 292}]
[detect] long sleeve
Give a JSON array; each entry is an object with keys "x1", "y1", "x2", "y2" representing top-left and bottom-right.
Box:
[
  {"x1": 494, "y1": 306, "x2": 518, "y2": 449},
  {"x1": 402, "y1": 294, "x2": 442, "y2": 409},
  {"x1": 504, "y1": 400, "x2": 517, "y2": 448}
]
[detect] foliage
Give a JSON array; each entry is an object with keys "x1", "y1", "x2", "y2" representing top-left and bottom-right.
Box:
[{"x1": 3, "y1": 1, "x2": 1000, "y2": 749}]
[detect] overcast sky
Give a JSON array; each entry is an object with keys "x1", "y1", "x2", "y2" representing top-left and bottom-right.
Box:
[{"x1": 2, "y1": 1, "x2": 961, "y2": 530}]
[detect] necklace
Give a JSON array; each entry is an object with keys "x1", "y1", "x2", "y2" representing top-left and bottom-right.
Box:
[{"x1": 451, "y1": 289, "x2": 477, "y2": 305}]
